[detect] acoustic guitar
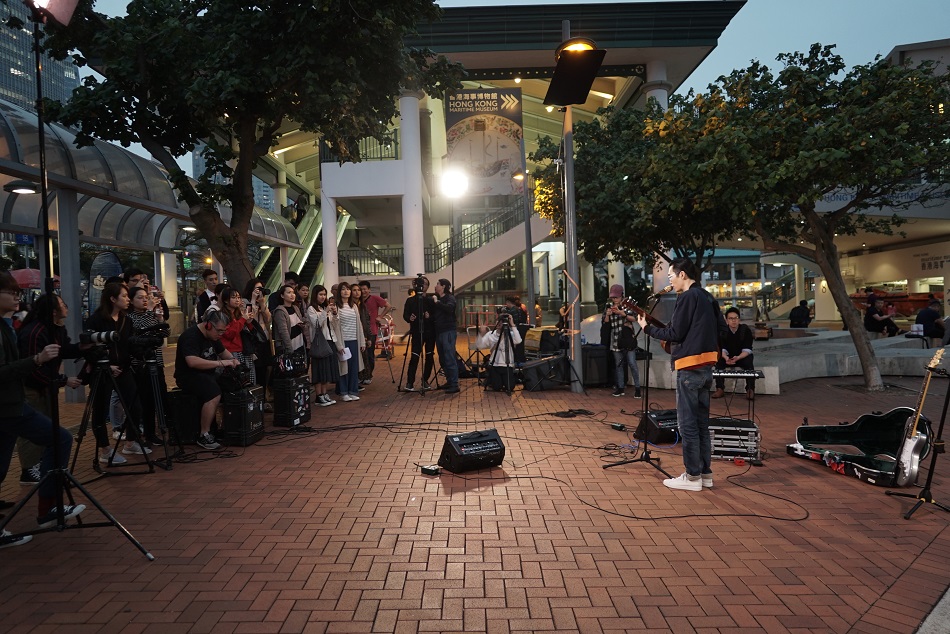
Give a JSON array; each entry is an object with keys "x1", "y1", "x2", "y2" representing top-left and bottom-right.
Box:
[
  {"x1": 894, "y1": 348, "x2": 944, "y2": 486},
  {"x1": 618, "y1": 297, "x2": 671, "y2": 354}
]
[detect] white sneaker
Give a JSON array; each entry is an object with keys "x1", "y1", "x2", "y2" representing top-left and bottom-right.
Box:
[
  {"x1": 122, "y1": 444, "x2": 153, "y2": 455},
  {"x1": 663, "y1": 473, "x2": 703, "y2": 492},
  {"x1": 701, "y1": 474, "x2": 713, "y2": 488},
  {"x1": 99, "y1": 449, "x2": 127, "y2": 465},
  {"x1": 349, "y1": 395, "x2": 360, "y2": 401},
  {"x1": 0, "y1": 529, "x2": 32, "y2": 549},
  {"x1": 341, "y1": 395, "x2": 353, "y2": 402}
]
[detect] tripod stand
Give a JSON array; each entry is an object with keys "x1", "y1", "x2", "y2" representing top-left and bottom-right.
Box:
[
  {"x1": 484, "y1": 317, "x2": 518, "y2": 394},
  {"x1": 603, "y1": 296, "x2": 671, "y2": 477},
  {"x1": 398, "y1": 288, "x2": 439, "y2": 395},
  {"x1": 886, "y1": 368, "x2": 950, "y2": 520},
  {"x1": 0, "y1": 321, "x2": 153, "y2": 558},
  {"x1": 136, "y1": 350, "x2": 180, "y2": 470},
  {"x1": 71, "y1": 358, "x2": 154, "y2": 476}
]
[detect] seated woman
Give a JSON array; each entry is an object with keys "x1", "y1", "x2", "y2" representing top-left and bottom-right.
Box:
[
  {"x1": 476, "y1": 312, "x2": 522, "y2": 391},
  {"x1": 864, "y1": 298, "x2": 902, "y2": 337}
]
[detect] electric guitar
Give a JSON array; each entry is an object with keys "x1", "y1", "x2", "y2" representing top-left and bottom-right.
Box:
[
  {"x1": 894, "y1": 348, "x2": 944, "y2": 487},
  {"x1": 618, "y1": 297, "x2": 671, "y2": 354}
]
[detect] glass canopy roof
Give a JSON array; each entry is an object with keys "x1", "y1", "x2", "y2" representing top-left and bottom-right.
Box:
[{"x1": 0, "y1": 99, "x2": 300, "y2": 251}]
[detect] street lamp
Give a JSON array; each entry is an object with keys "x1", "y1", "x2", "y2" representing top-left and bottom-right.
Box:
[
  {"x1": 543, "y1": 24, "x2": 605, "y2": 393},
  {"x1": 3, "y1": 180, "x2": 40, "y2": 195},
  {"x1": 441, "y1": 167, "x2": 469, "y2": 290},
  {"x1": 512, "y1": 167, "x2": 535, "y2": 326}
]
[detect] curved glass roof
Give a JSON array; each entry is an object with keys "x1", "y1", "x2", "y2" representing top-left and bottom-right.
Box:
[{"x1": 0, "y1": 99, "x2": 300, "y2": 250}]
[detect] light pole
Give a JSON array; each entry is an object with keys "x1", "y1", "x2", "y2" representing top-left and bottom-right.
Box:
[
  {"x1": 512, "y1": 164, "x2": 535, "y2": 326},
  {"x1": 441, "y1": 168, "x2": 469, "y2": 291},
  {"x1": 543, "y1": 23, "x2": 605, "y2": 392}
]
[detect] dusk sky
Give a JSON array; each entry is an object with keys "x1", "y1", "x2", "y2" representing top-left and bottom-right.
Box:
[
  {"x1": 437, "y1": 0, "x2": 950, "y2": 95},
  {"x1": 90, "y1": 0, "x2": 950, "y2": 171}
]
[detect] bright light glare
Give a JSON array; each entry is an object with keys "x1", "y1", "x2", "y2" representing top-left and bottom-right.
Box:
[{"x1": 441, "y1": 169, "x2": 469, "y2": 198}]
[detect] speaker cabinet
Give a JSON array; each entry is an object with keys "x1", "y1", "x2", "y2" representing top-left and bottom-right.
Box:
[
  {"x1": 437, "y1": 429, "x2": 506, "y2": 473},
  {"x1": 523, "y1": 355, "x2": 568, "y2": 391},
  {"x1": 634, "y1": 409, "x2": 679, "y2": 444}
]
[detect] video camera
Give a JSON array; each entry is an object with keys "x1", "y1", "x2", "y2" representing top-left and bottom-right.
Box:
[
  {"x1": 129, "y1": 322, "x2": 171, "y2": 351},
  {"x1": 218, "y1": 362, "x2": 252, "y2": 393},
  {"x1": 79, "y1": 330, "x2": 119, "y2": 345},
  {"x1": 412, "y1": 273, "x2": 427, "y2": 294}
]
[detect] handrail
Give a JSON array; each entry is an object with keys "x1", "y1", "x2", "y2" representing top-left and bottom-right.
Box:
[{"x1": 426, "y1": 198, "x2": 527, "y2": 271}]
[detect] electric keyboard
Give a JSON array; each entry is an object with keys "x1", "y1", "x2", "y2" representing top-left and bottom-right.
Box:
[{"x1": 712, "y1": 369, "x2": 764, "y2": 379}]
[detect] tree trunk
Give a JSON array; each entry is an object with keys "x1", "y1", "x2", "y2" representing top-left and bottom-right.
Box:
[
  {"x1": 189, "y1": 201, "x2": 256, "y2": 293},
  {"x1": 810, "y1": 227, "x2": 884, "y2": 391}
]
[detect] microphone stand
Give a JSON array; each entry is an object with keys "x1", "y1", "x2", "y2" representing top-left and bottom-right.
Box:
[{"x1": 603, "y1": 294, "x2": 671, "y2": 477}]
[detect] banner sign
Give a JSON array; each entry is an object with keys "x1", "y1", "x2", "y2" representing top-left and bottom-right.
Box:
[
  {"x1": 445, "y1": 88, "x2": 524, "y2": 196},
  {"x1": 88, "y1": 251, "x2": 124, "y2": 318}
]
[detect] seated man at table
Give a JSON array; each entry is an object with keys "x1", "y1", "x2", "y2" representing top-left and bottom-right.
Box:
[
  {"x1": 864, "y1": 298, "x2": 902, "y2": 337},
  {"x1": 915, "y1": 300, "x2": 945, "y2": 339},
  {"x1": 712, "y1": 307, "x2": 756, "y2": 401}
]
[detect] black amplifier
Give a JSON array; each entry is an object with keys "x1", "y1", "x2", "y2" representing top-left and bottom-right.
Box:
[
  {"x1": 272, "y1": 376, "x2": 311, "y2": 427},
  {"x1": 221, "y1": 386, "x2": 264, "y2": 446},
  {"x1": 437, "y1": 428, "x2": 506, "y2": 473},
  {"x1": 634, "y1": 409, "x2": 678, "y2": 444}
]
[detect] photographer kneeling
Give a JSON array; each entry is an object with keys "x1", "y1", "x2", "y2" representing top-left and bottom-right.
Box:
[
  {"x1": 477, "y1": 311, "x2": 522, "y2": 391},
  {"x1": 174, "y1": 310, "x2": 240, "y2": 450},
  {"x1": 127, "y1": 286, "x2": 170, "y2": 446}
]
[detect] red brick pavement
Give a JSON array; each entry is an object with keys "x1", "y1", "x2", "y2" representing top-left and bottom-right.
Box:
[{"x1": 1, "y1": 349, "x2": 949, "y2": 633}]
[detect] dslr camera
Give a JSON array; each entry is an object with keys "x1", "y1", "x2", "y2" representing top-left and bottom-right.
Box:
[
  {"x1": 129, "y1": 322, "x2": 171, "y2": 351},
  {"x1": 412, "y1": 273, "x2": 427, "y2": 294},
  {"x1": 80, "y1": 330, "x2": 119, "y2": 345}
]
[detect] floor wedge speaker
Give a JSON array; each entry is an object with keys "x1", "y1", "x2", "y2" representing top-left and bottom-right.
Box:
[
  {"x1": 437, "y1": 429, "x2": 505, "y2": 473},
  {"x1": 634, "y1": 409, "x2": 679, "y2": 444},
  {"x1": 523, "y1": 355, "x2": 568, "y2": 392}
]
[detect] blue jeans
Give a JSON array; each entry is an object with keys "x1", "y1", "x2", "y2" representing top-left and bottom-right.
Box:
[
  {"x1": 337, "y1": 339, "x2": 360, "y2": 396},
  {"x1": 436, "y1": 330, "x2": 459, "y2": 388},
  {"x1": 0, "y1": 404, "x2": 72, "y2": 499},
  {"x1": 676, "y1": 367, "x2": 713, "y2": 477},
  {"x1": 613, "y1": 350, "x2": 640, "y2": 390}
]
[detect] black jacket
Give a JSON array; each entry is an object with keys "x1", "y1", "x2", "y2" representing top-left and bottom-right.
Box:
[
  {"x1": 430, "y1": 292, "x2": 457, "y2": 334},
  {"x1": 18, "y1": 320, "x2": 83, "y2": 391},
  {"x1": 403, "y1": 292, "x2": 435, "y2": 341},
  {"x1": 0, "y1": 318, "x2": 36, "y2": 418},
  {"x1": 645, "y1": 283, "x2": 728, "y2": 371}
]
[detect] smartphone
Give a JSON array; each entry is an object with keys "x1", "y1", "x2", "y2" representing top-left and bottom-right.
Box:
[{"x1": 150, "y1": 285, "x2": 159, "y2": 297}]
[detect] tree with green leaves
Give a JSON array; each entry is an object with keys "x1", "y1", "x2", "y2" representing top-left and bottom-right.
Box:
[
  {"x1": 652, "y1": 44, "x2": 950, "y2": 390},
  {"x1": 529, "y1": 102, "x2": 745, "y2": 276},
  {"x1": 40, "y1": 0, "x2": 462, "y2": 292}
]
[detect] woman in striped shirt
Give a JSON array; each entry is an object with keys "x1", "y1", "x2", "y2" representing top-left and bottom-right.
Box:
[{"x1": 334, "y1": 282, "x2": 365, "y2": 402}]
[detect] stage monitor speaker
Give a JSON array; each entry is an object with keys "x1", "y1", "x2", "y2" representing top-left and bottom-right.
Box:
[
  {"x1": 582, "y1": 345, "x2": 609, "y2": 386},
  {"x1": 437, "y1": 428, "x2": 506, "y2": 473},
  {"x1": 634, "y1": 409, "x2": 679, "y2": 444},
  {"x1": 523, "y1": 355, "x2": 568, "y2": 391}
]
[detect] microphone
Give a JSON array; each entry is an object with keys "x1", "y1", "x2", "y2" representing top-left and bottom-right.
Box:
[{"x1": 648, "y1": 285, "x2": 674, "y2": 300}]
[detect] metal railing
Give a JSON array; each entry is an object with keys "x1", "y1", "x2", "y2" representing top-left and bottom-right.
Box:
[
  {"x1": 337, "y1": 247, "x2": 404, "y2": 277},
  {"x1": 319, "y1": 132, "x2": 399, "y2": 163},
  {"x1": 425, "y1": 199, "x2": 527, "y2": 271}
]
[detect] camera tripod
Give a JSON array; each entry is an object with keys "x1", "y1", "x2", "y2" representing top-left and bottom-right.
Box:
[
  {"x1": 71, "y1": 358, "x2": 155, "y2": 476},
  {"x1": 484, "y1": 319, "x2": 518, "y2": 394},
  {"x1": 398, "y1": 289, "x2": 440, "y2": 396},
  {"x1": 135, "y1": 350, "x2": 181, "y2": 470}
]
